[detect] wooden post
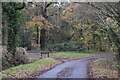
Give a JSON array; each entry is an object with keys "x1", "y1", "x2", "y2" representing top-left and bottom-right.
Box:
[
  {"x1": 48, "y1": 53, "x2": 49, "y2": 57},
  {"x1": 41, "y1": 53, "x2": 42, "y2": 58}
]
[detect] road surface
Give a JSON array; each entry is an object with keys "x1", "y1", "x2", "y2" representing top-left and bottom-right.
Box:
[{"x1": 34, "y1": 54, "x2": 113, "y2": 78}]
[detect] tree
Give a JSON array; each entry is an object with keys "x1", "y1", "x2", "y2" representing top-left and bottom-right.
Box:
[
  {"x1": 2, "y1": 2, "x2": 25, "y2": 55},
  {"x1": 39, "y1": 2, "x2": 53, "y2": 50},
  {"x1": 26, "y1": 2, "x2": 54, "y2": 50},
  {"x1": 87, "y1": 2, "x2": 120, "y2": 76}
]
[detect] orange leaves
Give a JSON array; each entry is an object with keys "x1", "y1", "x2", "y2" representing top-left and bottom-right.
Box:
[
  {"x1": 32, "y1": 15, "x2": 45, "y2": 21},
  {"x1": 61, "y1": 3, "x2": 79, "y2": 20},
  {"x1": 26, "y1": 15, "x2": 54, "y2": 29},
  {"x1": 26, "y1": 21, "x2": 43, "y2": 28}
]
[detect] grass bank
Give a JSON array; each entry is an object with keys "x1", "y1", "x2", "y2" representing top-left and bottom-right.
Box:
[
  {"x1": 1, "y1": 58, "x2": 61, "y2": 78},
  {"x1": 51, "y1": 52, "x2": 95, "y2": 57},
  {"x1": 89, "y1": 58, "x2": 118, "y2": 78},
  {"x1": 50, "y1": 52, "x2": 96, "y2": 60}
]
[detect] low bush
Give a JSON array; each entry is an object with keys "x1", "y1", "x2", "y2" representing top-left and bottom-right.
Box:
[
  {"x1": 47, "y1": 42, "x2": 87, "y2": 51},
  {"x1": 2, "y1": 47, "x2": 38, "y2": 70},
  {"x1": 89, "y1": 58, "x2": 118, "y2": 78}
]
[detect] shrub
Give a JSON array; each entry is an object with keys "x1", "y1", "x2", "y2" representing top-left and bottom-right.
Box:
[
  {"x1": 47, "y1": 42, "x2": 87, "y2": 51},
  {"x1": 2, "y1": 47, "x2": 37, "y2": 70}
]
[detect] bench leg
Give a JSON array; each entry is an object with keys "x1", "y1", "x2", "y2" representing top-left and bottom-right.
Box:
[
  {"x1": 41, "y1": 54, "x2": 42, "y2": 58},
  {"x1": 48, "y1": 53, "x2": 49, "y2": 57}
]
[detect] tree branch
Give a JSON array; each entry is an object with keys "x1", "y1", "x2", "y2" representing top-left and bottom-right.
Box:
[{"x1": 45, "y1": 2, "x2": 52, "y2": 8}]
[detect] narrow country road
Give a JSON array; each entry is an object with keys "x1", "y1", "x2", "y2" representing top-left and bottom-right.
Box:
[
  {"x1": 37, "y1": 59, "x2": 89, "y2": 78},
  {"x1": 31, "y1": 54, "x2": 112, "y2": 78}
]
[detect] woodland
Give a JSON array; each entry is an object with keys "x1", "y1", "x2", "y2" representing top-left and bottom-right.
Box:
[{"x1": 1, "y1": 1, "x2": 120, "y2": 78}]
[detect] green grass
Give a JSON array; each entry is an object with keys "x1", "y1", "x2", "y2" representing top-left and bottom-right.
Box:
[
  {"x1": 51, "y1": 52, "x2": 95, "y2": 57},
  {"x1": 1, "y1": 58, "x2": 59, "y2": 78}
]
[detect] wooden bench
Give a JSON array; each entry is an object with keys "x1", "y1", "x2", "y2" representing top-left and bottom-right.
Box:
[{"x1": 41, "y1": 52, "x2": 49, "y2": 58}]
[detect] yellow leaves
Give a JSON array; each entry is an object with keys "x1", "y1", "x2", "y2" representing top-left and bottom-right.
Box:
[
  {"x1": 43, "y1": 20, "x2": 53, "y2": 29},
  {"x1": 106, "y1": 17, "x2": 118, "y2": 29},
  {"x1": 83, "y1": 32, "x2": 93, "y2": 44},
  {"x1": 26, "y1": 15, "x2": 45, "y2": 28},
  {"x1": 94, "y1": 31, "x2": 101, "y2": 35},
  {"x1": 62, "y1": 12, "x2": 74, "y2": 20},
  {"x1": 26, "y1": 21, "x2": 43, "y2": 28},
  {"x1": 61, "y1": 4, "x2": 75, "y2": 20},
  {"x1": 32, "y1": 15, "x2": 45, "y2": 21},
  {"x1": 103, "y1": 37, "x2": 108, "y2": 40},
  {"x1": 33, "y1": 2, "x2": 43, "y2": 5},
  {"x1": 80, "y1": 37, "x2": 83, "y2": 40},
  {"x1": 26, "y1": 15, "x2": 54, "y2": 29},
  {"x1": 62, "y1": 10, "x2": 66, "y2": 15},
  {"x1": 74, "y1": 24, "x2": 82, "y2": 29},
  {"x1": 84, "y1": 24, "x2": 95, "y2": 31},
  {"x1": 65, "y1": 3, "x2": 79, "y2": 11},
  {"x1": 106, "y1": 17, "x2": 114, "y2": 24}
]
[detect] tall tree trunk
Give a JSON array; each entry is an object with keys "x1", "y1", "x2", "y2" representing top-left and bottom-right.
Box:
[
  {"x1": 2, "y1": 25, "x2": 6, "y2": 45},
  {"x1": 36, "y1": 26, "x2": 40, "y2": 44},
  {"x1": 40, "y1": 28, "x2": 46, "y2": 50},
  {"x1": 40, "y1": 13, "x2": 47, "y2": 50},
  {"x1": 40, "y1": 3, "x2": 52, "y2": 50}
]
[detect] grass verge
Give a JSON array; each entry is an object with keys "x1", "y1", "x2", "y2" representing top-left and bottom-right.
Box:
[
  {"x1": 89, "y1": 58, "x2": 118, "y2": 78},
  {"x1": 51, "y1": 52, "x2": 95, "y2": 59},
  {"x1": 51, "y1": 52, "x2": 94, "y2": 57},
  {"x1": 1, "y1": 58, "x2": 61, "y2": 78}
]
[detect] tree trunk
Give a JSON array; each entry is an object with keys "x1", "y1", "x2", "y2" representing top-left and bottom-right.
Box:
[
  {"x1": 40, "y1": 3, "x2": 52, "y2": 50},
  {"x1": 36, "y1": 26, "x2": 40, "y2": 44},
  {"x1": 40, "y1": 28, "x2": 46, "y2": 50}
]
